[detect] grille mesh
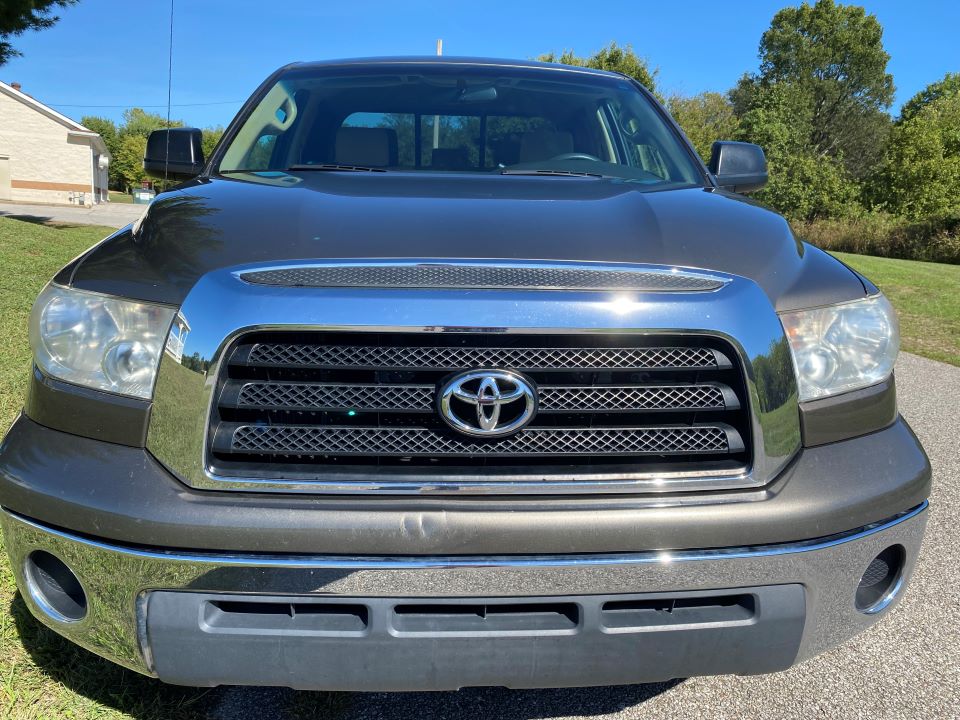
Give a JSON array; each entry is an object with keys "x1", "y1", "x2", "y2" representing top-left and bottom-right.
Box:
[
  {"x1": 539, "y1": 385, "x2": 725, "y2": 411},
  {"x1": 860, "y1": 557, "x2": 892, "y2": 587},
  {"x1": 239, "y1": 264, "x2": 725, "y2": 292},
  {"x1": 210, "y1": 331, "x2": 750, "y2": 485},
  {"x1": 246, "y1": 344, "x2": 719, "y2": 371},
  {"x1": 237, "y1": 383, "x2": 435, "y2": 411},
  {"x1": 229, "y1": 425, "x2": 731, "y2": 457},
  {"x1": 231, "y1": 382, "x2": 727, "y2": 412}
]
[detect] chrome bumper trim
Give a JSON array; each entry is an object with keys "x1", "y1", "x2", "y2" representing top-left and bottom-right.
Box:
[{"x1": 1, "y1": 502, "x2": 928, "y2": 678}]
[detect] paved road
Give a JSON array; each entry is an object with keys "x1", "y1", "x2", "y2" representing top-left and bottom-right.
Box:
[
  {"x1": 0, "y1": 200, "x2": 143, "y2": 229},
  {"x1": 206, "y1": 352, "x2": 958, "y2": 720}
]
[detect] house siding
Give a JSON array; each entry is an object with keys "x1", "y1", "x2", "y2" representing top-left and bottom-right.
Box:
[{"x1": 0, "y1": 90, "x2": 99, "y2": 206}]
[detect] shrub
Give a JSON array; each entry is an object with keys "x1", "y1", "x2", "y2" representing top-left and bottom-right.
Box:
[{"x1": 794, "y1": 212, "x2": 960, "y2": 264}]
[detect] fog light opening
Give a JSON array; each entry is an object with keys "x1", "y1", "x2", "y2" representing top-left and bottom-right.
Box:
[
  {"x1": 24, "y1": 551, "x2": 87, "y2": 623},
  {"x1": 856, "y1": 544, "x2": 906, "y2": 614}
]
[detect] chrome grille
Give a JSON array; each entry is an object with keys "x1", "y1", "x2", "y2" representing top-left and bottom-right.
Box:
[
  {"x1": 209, "y1": 331, "x2": 751, "y2": 486},
  {"x1": 234, "y1": 383, "x2": 436, "y2": 412},
  {"x1": 225, "y1": 382, "x2": 731, "y2": 413},
  {"x1": 222, "y1": 425, "x2": 736, "y2": 457},
  {"x1": 238, "y1": 263, "x2": 726, "y2": 292},
  {"x1": 242, "y1": 344, "x2": 721, "y2": 371}
]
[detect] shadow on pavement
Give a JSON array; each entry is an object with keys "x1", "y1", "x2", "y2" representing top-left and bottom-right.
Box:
[{"x1": 325, "y1": 681, "x2": 683, "y2": 719}]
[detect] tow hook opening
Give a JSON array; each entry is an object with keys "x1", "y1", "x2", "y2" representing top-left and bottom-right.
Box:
[
  {"x1": 855, "y1": 544, "x2": 906, "y2": 614},
  {"x1": 24, "y1": 550, "x2": 88, "y2": 623}
]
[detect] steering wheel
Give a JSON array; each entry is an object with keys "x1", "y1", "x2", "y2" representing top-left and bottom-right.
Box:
[{"x1": 549, "y1": 152, "x2": 602, "y2": 162}]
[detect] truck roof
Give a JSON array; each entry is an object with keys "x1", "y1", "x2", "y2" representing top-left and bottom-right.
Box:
[{"x1": 287, "y1": 56, "x2": 625, "y2": 79}]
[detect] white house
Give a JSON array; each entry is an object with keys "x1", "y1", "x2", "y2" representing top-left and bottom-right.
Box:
[{"x1": 0, "y1": 81, "x2": 110, "y2": 206}]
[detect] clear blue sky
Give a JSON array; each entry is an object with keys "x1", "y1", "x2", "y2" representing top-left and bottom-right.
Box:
[{"x1": 4, "y1": 0, "x2": 957, "y2": 129}]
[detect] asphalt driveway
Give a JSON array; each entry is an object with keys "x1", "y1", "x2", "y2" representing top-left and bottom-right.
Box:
[
  {"x1": 0, "y1": 200, "x2": 143, "y2": 229},
  {"x1": 207, "y1": 352, "x2": 958, "y2": 719}
]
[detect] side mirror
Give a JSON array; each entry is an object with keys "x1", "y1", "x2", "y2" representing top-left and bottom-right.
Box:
[
  {"x1": 708, "y1": 141, "x2": 767, "y2": 193},
  {"x1": 144, "y1": 128, "x2": 205, "y2": 180}
]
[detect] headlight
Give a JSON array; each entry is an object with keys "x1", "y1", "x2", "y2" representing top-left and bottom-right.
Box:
[
  {"x1": 29, "y1": 284, "x2": 175, "y2": 399},
  {"x1": 780, "y1": 294, "x2": 899, "y2": 402}
]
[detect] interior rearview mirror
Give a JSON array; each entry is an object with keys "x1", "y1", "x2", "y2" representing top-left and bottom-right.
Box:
[
  {"x1": 708, "y1": 141, "x2": 768, "y2": 194},
  {"x1": 144, "y1": 128, "x2": 205, "y2": 180}
]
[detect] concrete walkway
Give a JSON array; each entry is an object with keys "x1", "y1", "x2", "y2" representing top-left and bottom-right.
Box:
[{"x1": 0, "y1": 200, "x2": 144, "y2": 229}]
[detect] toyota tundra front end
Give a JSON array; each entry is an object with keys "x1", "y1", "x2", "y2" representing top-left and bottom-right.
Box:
[{"x1": 0, "y1": 57, "x2": 930, "y2": 691}]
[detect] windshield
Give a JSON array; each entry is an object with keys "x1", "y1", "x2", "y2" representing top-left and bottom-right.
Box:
[{"x1": 217, "y1": 63, "x2": 704, "y2": 186}]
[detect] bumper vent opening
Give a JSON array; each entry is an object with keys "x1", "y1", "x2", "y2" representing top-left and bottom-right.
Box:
[
  {"x1": 393, "y1": 602, "x2": 580, "y2": 634},
  {"x1": 205, "y1": 599, "x2": 369, "y2": 633},
  {"x1": 24, "y1": 551, "x2": 87, "y2": 623},
  {"x1": 206, "y1": 331, "x2": 753, "y2": 490},
  {"x1": 601, "y1": 594, "x2": 756, "y2": 629},
  {"x1": 856, "y1": 545, "x2": 906, "y2": 614}
]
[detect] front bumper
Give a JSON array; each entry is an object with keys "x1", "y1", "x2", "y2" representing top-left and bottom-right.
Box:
[{"x1": 1, "y1": 503, "x2": 927, "y2": 690}]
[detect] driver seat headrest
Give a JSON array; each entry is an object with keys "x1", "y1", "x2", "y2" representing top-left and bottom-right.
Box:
[{"x1": 519, "y1": 130, "x2": 574, "y2": 163}]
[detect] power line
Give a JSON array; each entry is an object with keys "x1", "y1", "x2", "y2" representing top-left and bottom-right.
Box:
[{"x1": 47, "y1": 100, "x2": 244, "y2": 109}]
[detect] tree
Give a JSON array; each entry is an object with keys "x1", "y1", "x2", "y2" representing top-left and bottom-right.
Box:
[
  {"x1": 738, "y1": 81, "x2": 859, "y2": 220},
  {"x1": 111, "y1": 134, "x2": 148, "y2": 192},
  {"x1": 81, "y1": 115, "x2": 124, "y2": 188},
  {"x1": 899, "y1": 72, "x2": 960, "y2": 121},
  {"x1": 120, "y1": 107, "x2": 183, "y2": 138},
  {"x1": 538, "y1": 42, "x2": 658, "y2": 96},
  {"x1": 201, "y1": 126, "x2": 224, "y2": 160},
  {"x1": 736, "y1": 0, "x2": 894, "y2": 180},
  {"x1": 667, "y1": 92, "x2": 740, "y2": 162},
  {"x1": 0, "y1": 0, "x2": 76, "y2": 65},
  {"x1": 867, "y1": 93, "x2": 960, "y2": 219}
]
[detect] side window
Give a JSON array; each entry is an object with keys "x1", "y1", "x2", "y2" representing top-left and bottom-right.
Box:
[
  {"x1": 244, "y1": 133, "x2": 278, "y2": 170},
  {"x1": 634, "y1": 144, "x2": 669, "y2": 178}
]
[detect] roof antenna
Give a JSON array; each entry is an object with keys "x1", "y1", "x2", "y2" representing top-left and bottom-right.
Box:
[
  {"x1": 164, "y1": 0, "x2": 174, "y2": 185},
  {"x1": 433, "y1": 39, "x2": 442, "y2": 151}
]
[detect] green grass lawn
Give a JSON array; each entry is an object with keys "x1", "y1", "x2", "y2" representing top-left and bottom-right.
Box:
[
  {"x1": 0, "y1": 216, "x2": 957, "y2": 718},
  {"x1": 108, "y1": 191, "x2": 134, "y2": 204}
]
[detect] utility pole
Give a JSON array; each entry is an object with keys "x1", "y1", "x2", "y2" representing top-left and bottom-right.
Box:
[{"x1": 433, "y1": 39, "x2": 442, "y2": 151}]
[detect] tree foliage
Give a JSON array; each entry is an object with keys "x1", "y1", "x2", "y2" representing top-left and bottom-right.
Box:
[
  {"x1": 868, "y1": 92, "x2": 960, "y2": 219},
  {"x1": 667, "y1": 92, "x2": 740, "y2": 162},
  {"x1": 735, "y1": 0, "x2": 893, "y2": 181},
  {"x1": 0, "y1": 0, "x2": 76, "y2": 65},
  {"x1": 738, "y1": 82, "x2": 858, "y2": 220},
  {"x1": 82, "y1": 109, "x2": 222, "y2": 193},
  {"x1": 201, "y1": 125, "x2": 224, "y2": 160},
  {"x1": 900, "y1": 72, "x2": 960, "y2": 122},
  {"x1": 538, "y1": 42, "x2": 658, "y2": 96}
]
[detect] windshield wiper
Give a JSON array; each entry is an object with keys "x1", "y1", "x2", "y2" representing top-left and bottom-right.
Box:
[
  {"x1": 287, "y1": 163, "x2": 387, "y2": 173},
  {"x1": 500, "y1": 168, "x2": 604, "y2": 178}
]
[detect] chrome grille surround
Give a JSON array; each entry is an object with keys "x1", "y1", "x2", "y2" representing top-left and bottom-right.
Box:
[
  {"x1": 238, "y1": 260, "x2": 728, "y2": 293},
  {"x1": 146, "y1": 260, "x2": 801, "y2": 495}
]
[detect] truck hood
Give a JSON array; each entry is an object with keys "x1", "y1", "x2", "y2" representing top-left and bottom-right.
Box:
[{"x1": 66, "y1": 172, "x2": 866, "y2": 311}]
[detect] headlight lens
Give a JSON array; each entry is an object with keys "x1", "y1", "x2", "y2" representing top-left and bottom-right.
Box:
[
  {"x1": 780, "y1": 294, "x2": 899, "y2": 402},
  {"x1": 29, "y1": 284, "x2": 175, "y2": 399}
]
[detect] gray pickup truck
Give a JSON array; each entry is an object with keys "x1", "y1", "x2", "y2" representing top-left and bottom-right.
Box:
[{"x1": 0, "y1": 57, "x2": 930, "y2": 691}]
